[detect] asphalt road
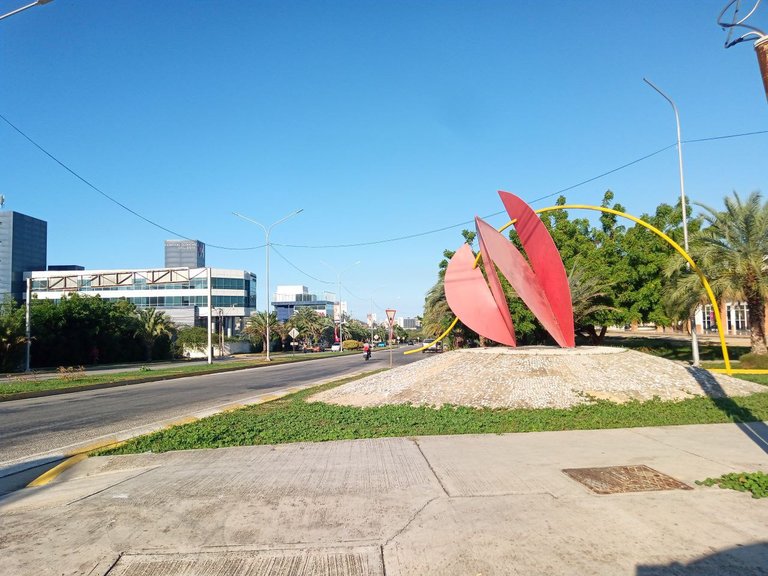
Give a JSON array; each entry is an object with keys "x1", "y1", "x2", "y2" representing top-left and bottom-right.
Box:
[{"x1": 0, "y1": 346, "x2": 427, "y2": 478}]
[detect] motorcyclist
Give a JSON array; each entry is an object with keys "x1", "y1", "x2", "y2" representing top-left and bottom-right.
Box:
[{"x1": 363, "y1": 341, "x2": 371, "y2": 360}]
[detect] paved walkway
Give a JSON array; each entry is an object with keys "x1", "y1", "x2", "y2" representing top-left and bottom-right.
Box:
[{"x1": 2, "y1": 422, "x2": 768, "y2": 575}]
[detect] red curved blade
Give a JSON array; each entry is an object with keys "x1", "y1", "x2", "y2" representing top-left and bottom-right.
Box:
[
  {"x1": 476, "y1": 217, "x2": 569, "y2": 348},
  {"x1": 498, "y1": 191, "x2": 575, "y2": 347},
  {"x1": 444, "y1": 243, "x2": 516, "y2": 347}
]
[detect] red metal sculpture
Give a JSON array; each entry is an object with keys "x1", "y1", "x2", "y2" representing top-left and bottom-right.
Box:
[{"x1": 444, "y1": 191, "x2": 575, "y2": 348}]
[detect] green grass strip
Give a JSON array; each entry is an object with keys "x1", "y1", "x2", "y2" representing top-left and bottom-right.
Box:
[
  {"x1": 96, "y1": 374, "x2": 768, "y2": 456},
  {"x1": 696, "y1": 471, "x2": 768, "y2": 499}
]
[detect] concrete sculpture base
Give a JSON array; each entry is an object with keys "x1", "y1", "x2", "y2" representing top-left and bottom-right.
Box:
[{"x1": 310, "y1": 347, "x2": 764, "y2": 409}]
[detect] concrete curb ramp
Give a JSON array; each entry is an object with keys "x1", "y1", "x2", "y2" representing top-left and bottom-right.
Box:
[{"x1": 1, "y1": 422, "x2": 768, "y2": 575}]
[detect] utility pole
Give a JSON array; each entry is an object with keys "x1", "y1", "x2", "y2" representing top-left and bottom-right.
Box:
[{"x1": 24, "y1": 277, "x2": 31, "y2": 372}]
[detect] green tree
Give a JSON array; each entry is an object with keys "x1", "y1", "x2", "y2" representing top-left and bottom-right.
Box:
[
  {"x1": 689, "y1": 191, "x2": 768, "y2": 355},
  {"x1": 244, "y1": 311, "x2": 278, "y2": 353},
  {"x1": 287, "y1": 307, "x2": 329, "y2": 345},
  {"x1": 175, "y1": 326, "x2": 209, "y2": 356},
  {"x1": 0, "y1": 297, "x2": 26, "y2": 372},
  {"x1": 30, "y1": 294, "x2": 142, "y2": 367},
  {"x1": 135, "y1": 307, "x2": 175, "y2": 361}
]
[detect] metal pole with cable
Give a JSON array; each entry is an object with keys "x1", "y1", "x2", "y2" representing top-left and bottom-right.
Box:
[
  {"x1": 0, "y1": 0, "x2": 53, "y2": 21},
  {"x1": 234, "y1": 209, "x2": 303, "y2": 361},
  {"x1": 207, "y1": 267, "x2": 213, "y2": 364},
  {"x1": 644, "y1": 78, "x2": 700, "y2": 366},
  {"x1": 24, "y1": 277, "x2": 32, "y2": 372}
]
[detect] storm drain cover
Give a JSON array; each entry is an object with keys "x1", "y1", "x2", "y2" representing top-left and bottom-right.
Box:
[
  {"x1": 106, "y1": 547, "x2": 383, "y2": 576},
  {"x1": 562, "y1": 465, "x2": 692, "y2": 494}
]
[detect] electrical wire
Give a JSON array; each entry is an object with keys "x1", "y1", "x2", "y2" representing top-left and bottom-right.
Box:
[
  {"x1": 270, "y1": 244, "x2": 333, "y2": 284},
  {"x1": 0, "y1": 113, "x2": 264, "y2": 251},
  {"x1": 3, "y1": 110, "x2": 766, "y2": 252},
  {"x1": 275, "y1": 130, "x2": 768, "y2": 249}
]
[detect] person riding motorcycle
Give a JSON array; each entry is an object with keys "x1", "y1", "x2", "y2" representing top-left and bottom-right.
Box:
[{"x1": 363, "y1": 341, "x2": 371, "y2": 360}]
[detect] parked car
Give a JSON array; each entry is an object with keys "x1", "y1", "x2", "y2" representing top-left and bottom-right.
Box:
[{"x1": 330, "y1": 344, "x2": 341, "y2": 352}]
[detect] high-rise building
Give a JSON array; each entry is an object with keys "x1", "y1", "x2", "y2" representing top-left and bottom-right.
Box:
[
  {"x1": 165, "y1": 239, "x2": 205, "y2": 268},
  {"x1": 0, "y1": 211, "x2": 47, "y2": 302}
]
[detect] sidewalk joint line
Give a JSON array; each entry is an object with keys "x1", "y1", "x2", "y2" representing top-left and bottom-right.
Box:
[
  {"x1": 411, "y1": 438, "x2": 450, "y2": 497},
  {"x1": 383, "y1": 496, "x2": 440, "y2": 547},
  {"x1": 66, "y1": 467, "x2": 157, "y2": 506}
]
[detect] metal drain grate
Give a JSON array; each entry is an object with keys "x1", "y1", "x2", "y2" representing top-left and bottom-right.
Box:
[{"x1": 562, "y1": 465, "x2": 692, "y2": 494}]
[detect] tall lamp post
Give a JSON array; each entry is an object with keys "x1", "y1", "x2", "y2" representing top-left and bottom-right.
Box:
[
  {"x1": 0, "y1": 0, "x2": 53, "y2": 21},
  {"x1": 234, "y1": 208, "x2": 303, "y2": 361},
  {"x1": 644, "y1": 77, "x2": 700, "y2": 366},
  {"x1": 5, "y1": 0, "x2": 53, "y2": 372},
  {"x1": 322, "y1": 260, "x2": 360, "y2": 352}
]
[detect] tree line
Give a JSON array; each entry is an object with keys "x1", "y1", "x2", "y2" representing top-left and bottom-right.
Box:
[
  {"x1": 0, "y1": 292, "x2": 412, "y2": 371},
  {"x1": 242, "y1": 307, "x2": 410, "y2": 353},
  {"x1": 0, "y1": 294, "x2": 176, "y2": 371},
  {"x1": 422, "y1": 190, "x2": 768, "y2": 356}
]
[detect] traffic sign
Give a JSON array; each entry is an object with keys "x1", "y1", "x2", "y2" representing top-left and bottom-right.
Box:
[
  {"x1": 289, "y1": 328, "x2": 299, "y2": 339},
  {"x1": 385, "y1": 309, "x2": 396, "y2": 326}
]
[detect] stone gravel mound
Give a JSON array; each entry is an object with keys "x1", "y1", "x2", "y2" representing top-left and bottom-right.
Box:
[{"x1": 310, "y1": 347, "x2": 766, "y2": 409}]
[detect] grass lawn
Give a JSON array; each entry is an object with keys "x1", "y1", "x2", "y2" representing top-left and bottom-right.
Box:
[
  {"x1": 599, "y1": 335, "x2": 750, "y2": 363},
  {"x1": 0, "y1": 351, "x2": 354, "y2": 399},
  {"x1": 96, "y1": 372, "x2": 768, "y2": 456}
]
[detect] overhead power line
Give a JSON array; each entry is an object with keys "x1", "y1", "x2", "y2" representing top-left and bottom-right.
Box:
[
  {"x1": 2, "y1": 110, "x2": 765, "y2": 251},
  {"x1": 0, "y1": 113, "x2": 263, "y2": 251},
  {"x1": 270, "y1": 245, "x2": 333, "y2": 284}
]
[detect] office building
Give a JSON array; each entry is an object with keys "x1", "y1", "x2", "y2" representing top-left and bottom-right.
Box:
[
  {"x1": 0, "y1": 210, "x2": 47, "y2": 302},
  {"x1": 165, "y1": 239, "x2": 205, "y2": 268},
  {"x1": 24, "y1": 266, "x2": 257, "y2": 336},
  {"x1": 272, "y1": 285, "x2": 336, "y2": 322}
]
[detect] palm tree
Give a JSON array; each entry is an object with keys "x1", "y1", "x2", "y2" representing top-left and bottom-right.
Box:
[
  {"x1": 686, "y1": 191, "x2": 768, "y2": 355},
  {"x1": 244, "y1": 311, "x2": 277, "y2": 354},
  {"x1": 0, "y1": 297, "x2": 26, "y2": 371},
  {"x1": 135, "y1": 307, "x2": 175, "y2": 361},
  {"x1": 287, "y1": 307, "x2": 328, "y2": 346},
  {"x1": 568, "y1": 262, "x2": 618, "y2": 344}
]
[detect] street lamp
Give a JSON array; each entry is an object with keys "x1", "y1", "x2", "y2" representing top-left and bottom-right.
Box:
[
  {"x1": 644, "y1": 77, "x2": 700, "y2": 366},
  {"x1": 0, "y1": 0, "x2": 53, "y2": 21},
  {"x1": 234, "y1": 208, "x2": 303, "y2": 361},
  {"x1": 322, "y1": 260, "x2": 360, "y2": 352}
]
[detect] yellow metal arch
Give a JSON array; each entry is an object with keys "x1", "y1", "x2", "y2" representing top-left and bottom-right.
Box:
[{"x1": 409, "y1": 204, "x2": 732, "y2": 375}]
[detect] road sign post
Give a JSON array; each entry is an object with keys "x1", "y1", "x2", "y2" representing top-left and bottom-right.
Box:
[
  {"x1": 385, "y1": 309, "x2": 396, "y2": 368},
  {"x1": 289, "y1": 328, "x2": 299, "y2": 355}
]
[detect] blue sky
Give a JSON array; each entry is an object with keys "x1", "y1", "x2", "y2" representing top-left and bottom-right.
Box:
[{"x1": 2, "y1": 0, "x2": 766, "y2": 319}]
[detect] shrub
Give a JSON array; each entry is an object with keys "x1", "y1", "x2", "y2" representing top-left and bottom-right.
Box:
[
  {"x1": 738, "y1": 353, "x2": 768, "y2": 369},
  {"x1": 57, "y1": 366, "x2": 85, "y2": 381},
  {"x1": 342, "y1": 339, "x2": 362, "y2": 350}
]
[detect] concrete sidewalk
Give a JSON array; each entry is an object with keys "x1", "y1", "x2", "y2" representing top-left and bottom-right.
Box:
[{"x1": 1, "y1": 423, "x2": 767, "y2": 575}]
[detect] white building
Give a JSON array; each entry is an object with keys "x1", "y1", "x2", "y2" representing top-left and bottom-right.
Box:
[
  {"x1": 24, "y1": 266, "x2": 257, "y2": 336},
  {"x1": 397, "y1": 317, "x2": 421, "y2": 330}
]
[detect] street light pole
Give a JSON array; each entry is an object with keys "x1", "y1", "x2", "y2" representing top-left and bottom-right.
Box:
[
  {"x1": 0, "y1": 0, "x2": 53, "y2": 21},
  {"x1": 234, "y1": 209, "x2": 303, "y2": 361},
  {"x1": 644, "y1": 77, "x2": 700, "y2": 366}
]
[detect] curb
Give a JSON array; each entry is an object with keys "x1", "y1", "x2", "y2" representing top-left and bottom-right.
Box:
[{"x1": 20, "y1": 373, "x2": 367, "y2": 488}]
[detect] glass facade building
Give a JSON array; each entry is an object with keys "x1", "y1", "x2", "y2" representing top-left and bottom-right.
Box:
[
  {"x1": 0, "y1": 211, "x2": 47, "y2": 302},
  {"x1": 25, "y1": 266, "x2": 257, "y2": 336}
]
